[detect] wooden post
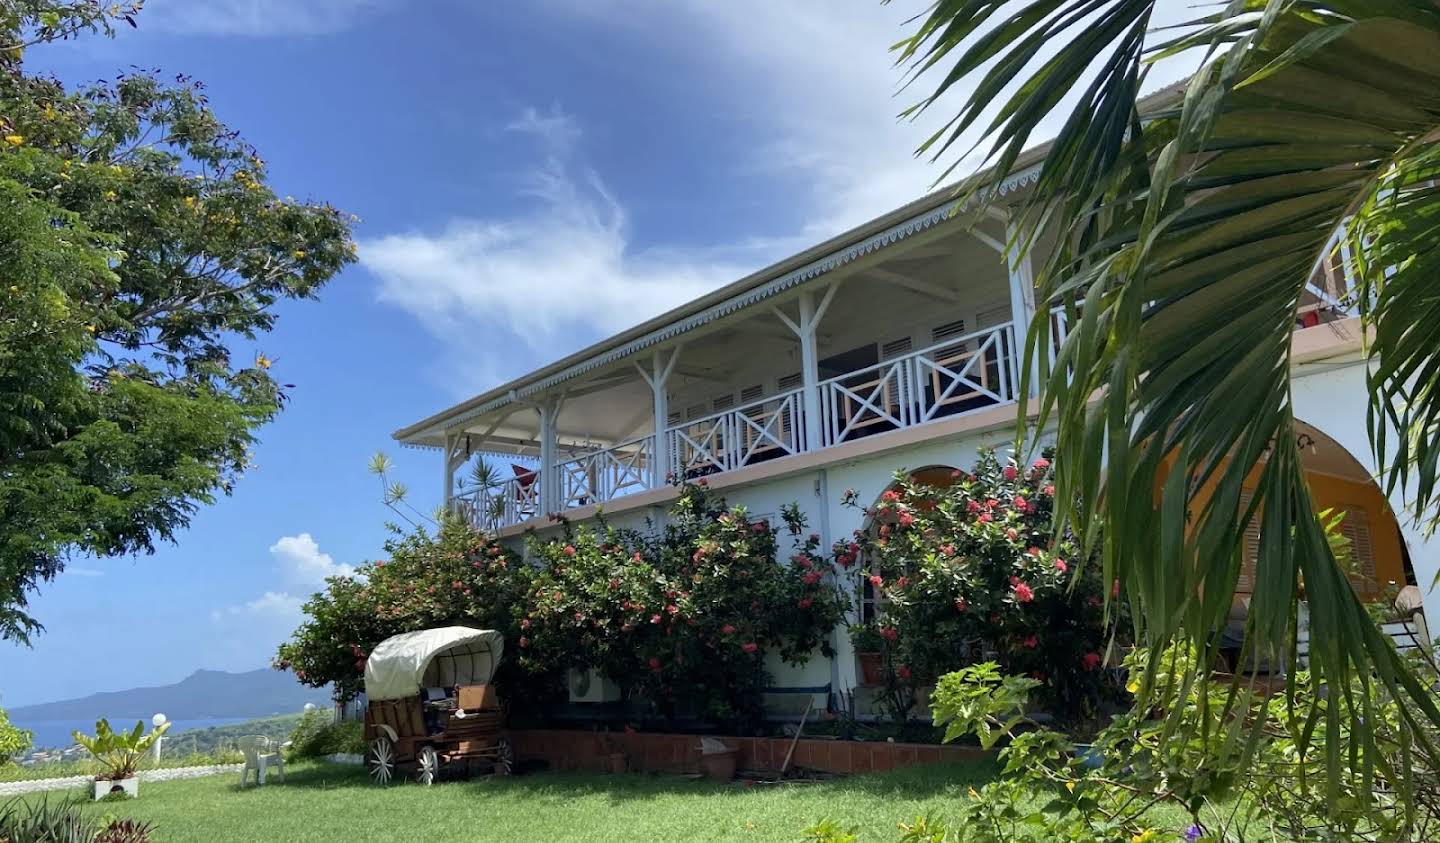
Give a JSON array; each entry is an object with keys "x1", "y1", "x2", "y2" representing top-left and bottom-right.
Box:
[
  {"x1": 774, "y1": 283, "x2": 840, "y2": 451},
  {"x1": 636, "y1": 347, "x2": 681, "y2": 488}
]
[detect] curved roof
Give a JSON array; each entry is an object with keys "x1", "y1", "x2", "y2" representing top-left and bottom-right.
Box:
[{"x1": 363, "y1": 626, "x2": 504, "y2": 701}]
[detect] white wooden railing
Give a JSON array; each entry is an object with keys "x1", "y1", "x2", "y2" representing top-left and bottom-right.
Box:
[
  {"x1": 667, "y1": 388, "x2": 805, "y2": 477},
  {"x1": 458, "y1": 321, "x2": 1036, "y2": 531},
  {"x1": 819, "y1": 322, "x2": 1016, "y2": 447},
  {"x1": 554, "y1": 435, "x2": 654, "y2": 510}
]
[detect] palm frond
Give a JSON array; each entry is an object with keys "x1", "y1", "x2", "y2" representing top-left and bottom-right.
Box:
[{"x1": 896, "y1": 0, "x2": 1440, "y2": 804}]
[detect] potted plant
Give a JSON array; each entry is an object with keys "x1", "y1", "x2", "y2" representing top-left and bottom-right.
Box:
[
  {"x1": 849, "y1": 623, "x2": 885, "y2": 687},
  {"x1": 73, "y1": 718, "x2": 170, "y2": 800}
]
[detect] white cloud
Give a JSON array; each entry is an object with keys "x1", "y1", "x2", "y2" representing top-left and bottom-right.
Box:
[
  {"x1": 269, "y1": 533, "x2": 354, "y2": 584},
  {"x1": 66, "y1": 567, "x2": 104, "y2": 578},
  {"x1": 142, "y1": 0, "x2": 399, "y2": 36},
  {"x1": 361, "y1": 106, "x2": 758, "y2": 390},
  {"x1": 364, "y1": 1, "x2": 1204, "y2": 393}
]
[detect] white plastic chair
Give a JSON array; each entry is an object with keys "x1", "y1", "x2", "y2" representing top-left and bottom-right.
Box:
[{"x1": 237, "y1": 735, "x2": 285, "y2": 786}]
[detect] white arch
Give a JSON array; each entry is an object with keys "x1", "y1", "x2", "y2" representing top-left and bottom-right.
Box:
[{"x1": 1291, "y1": 362, "x2": 1440, "y2": 633}]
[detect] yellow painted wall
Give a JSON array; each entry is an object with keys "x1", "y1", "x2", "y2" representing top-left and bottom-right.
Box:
[{"x1": 1297, "y1": 470, "x2": 1407, "y2": 598}]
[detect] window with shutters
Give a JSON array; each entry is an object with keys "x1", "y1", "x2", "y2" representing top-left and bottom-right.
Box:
[
  {"x1": 931, "y1": 319, "x2": 967, "y2": 343},
  {"x1": 1237, "y1": 494, "x2": 1379, "y2": 593},
  {"x1": 666, "y1": 411, "x2": 681, "y2": 427},
  {"x1": 975, "y1": 305, "x2": 1011, "y2": 330},
  {"x1": 712, "y1": 394, "x2": 735, "y2": 412},
  {"x1": 1337, "y1": 506, "x2": 1378, "y2": 585},
  {"x1": 778, "y1": 372, "x2": 802, "y2": 392},
  {"x1": 739, "y1": 384, "x2": 764, "y2": 404},
  {"x1": 685, "y1": 403, "x2": 706, "y2": 421},
  {"x1": 880, "y1": 337, "x2": 913, "y2": 360}
]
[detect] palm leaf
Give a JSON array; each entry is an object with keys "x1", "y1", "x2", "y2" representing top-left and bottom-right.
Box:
[{"x1": 895, "y1": 0, "x2": 1440, "y2": 809}]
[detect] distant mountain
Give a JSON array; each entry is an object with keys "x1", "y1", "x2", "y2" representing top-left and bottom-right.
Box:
[{"x1": 9, "y1": 668, "x2": 331, "y2": 721}]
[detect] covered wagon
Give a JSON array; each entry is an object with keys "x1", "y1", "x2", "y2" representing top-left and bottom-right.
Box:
[{"x1": 362, "y1": 626, "x2": 511, "y2": 785}]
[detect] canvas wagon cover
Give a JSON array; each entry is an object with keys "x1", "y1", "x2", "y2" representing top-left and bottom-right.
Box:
[{"x1": 363, "y1": 627, "x2": 504, "y2": 701}]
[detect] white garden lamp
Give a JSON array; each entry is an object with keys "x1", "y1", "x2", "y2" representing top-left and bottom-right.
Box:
[{"x1": 151, "y1": 713, "x2": 168, "y2": 761}]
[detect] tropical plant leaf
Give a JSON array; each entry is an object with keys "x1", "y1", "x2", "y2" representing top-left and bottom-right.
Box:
[{"x1": 895, "y1": 0, "x2": 1440, "y2": 812}]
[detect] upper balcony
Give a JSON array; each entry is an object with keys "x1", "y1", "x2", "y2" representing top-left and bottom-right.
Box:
[{"x1": 397, "y1": 172, "x2": 1360, "y2": 536}]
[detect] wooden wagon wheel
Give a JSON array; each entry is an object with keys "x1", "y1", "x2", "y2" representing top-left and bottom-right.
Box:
[
  {"x1": 367, "y1": 736, "x2": 395, "y2": 786},
  {"x1": 495, "y1": 737, "x2": 513, "y2": 776},
  {"x1": 416, "y1": 745, "x2": 440, "y2": 786}
]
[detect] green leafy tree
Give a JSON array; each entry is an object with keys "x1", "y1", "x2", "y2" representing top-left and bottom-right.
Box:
[
  {"x1": 892, "y1": 0, "x2": 1440, "y2": 788},
  {"x1": 0, "y1": 705, "x2": 33, "y2": 763},
  {"x1": 0, "y1": 2, "x2": 355, "y2": 641}
]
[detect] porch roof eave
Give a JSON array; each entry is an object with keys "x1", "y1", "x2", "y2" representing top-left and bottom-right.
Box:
[
  {"x1": 392, "y1": 81, "x2": 1194, "y2": 450},
  {"x1": 390, "y1": 159, "x2": 1045, "y2": 451}
]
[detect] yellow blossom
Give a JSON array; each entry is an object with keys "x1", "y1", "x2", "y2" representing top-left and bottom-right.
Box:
[
  {"x1": 183, "y1": 196, "x2": 196, "y2": 208},
  {"x1": 291, "y1": 249, "x2": 306, "y2": 259},
  {"x1": 1132, "y1": 830, "x2": 1157, "y2": 843},
  {"x1": 1065, "y1": 781, "x2": 1076, "y2": 792},
  {"x1": 255, "y1": 354, "x2": 272, "y2": 370},
  {"x1": 84, "y1": 325, "x2": 95, "y2": 334},
  {"x1": 103, "y1": 190, "x2": 118, "y2": 201},
  {"x1": 1126, "y1": 679, "x2": 1141, "y2": 694},
  {"x1": 4, "y1": 135, "x2": 23, "y2": 146}
]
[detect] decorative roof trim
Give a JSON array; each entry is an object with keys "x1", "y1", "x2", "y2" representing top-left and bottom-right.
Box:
[{"x1": 404, "y1": 164, "x2": 1041, "y2": 441}]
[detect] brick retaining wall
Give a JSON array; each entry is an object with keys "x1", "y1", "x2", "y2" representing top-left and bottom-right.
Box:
[{"x1": 508, "y1": 729, "x2": 987, "y2": 776}]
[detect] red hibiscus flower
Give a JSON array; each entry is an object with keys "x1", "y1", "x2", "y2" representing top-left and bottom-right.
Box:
[
  {"x1": 1054, "y1": 559, "x2": 1067, "y2": 573},
  {"x1": 742, "y1": 642, "x2": 759, "y2": 654},
  {"x1": 1022, "y1": 635, "x2": 1039, "y2": 649},
  {"x1": 880, "y1": 626, "x2": 899, "y2": 642},
  {"x1": 1082, "y1": 651, "x2": 1102, "y2": 671},
  {"x1": 721, "y1": 623, "x2": 737, "y2": 635},
  {"x1": 563, "y1": 545, "x2": 577, "y2": 557},
  {"x1": 1013, "y1": 582, "x2": 1035, "y2": 603},
  {"x1": 1003, "y1": 466, "x2": 1018, "y2": 481},
  {"x1": 797, "y1": 597, "x2": 813, "y2": 609},
  {"x1": 869, "y1": 574, "x2": 883, "y2": 588}
]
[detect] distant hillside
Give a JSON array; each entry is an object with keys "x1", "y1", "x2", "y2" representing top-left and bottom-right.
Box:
[{"x1": 9, "y1": 668, "x2": 331, "y2": 721}]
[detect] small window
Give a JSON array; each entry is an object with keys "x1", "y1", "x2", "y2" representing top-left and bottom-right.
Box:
[
  {"x1": 931, "y1": 319, "x2": 967, "y2": 343},
  {"x1": 685, "y1": 403, "x2": 706, "y2": 421},
  {"x1": 975, "y1": 305, "x2": 1011, "y2": 330},
  {"x1": 666, "y1": 411, "x2": 681, "y2": 427},
  {"x1": 778, "y1": 372, "x2": 803, "y2": 391},
  {"x1": 712, "y1": 394, "x2": 736, "y2": 412},
  {"x1": 739, "y1": 384, "x2": 764, "y2": 404},
  {"x1": 880, "y1": 337, "x2": 913, "y2": 359}
]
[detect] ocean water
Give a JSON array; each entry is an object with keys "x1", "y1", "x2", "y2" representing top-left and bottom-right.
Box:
[{"x1": 16, "y1": 716, "x2": 250, "y2": 750}]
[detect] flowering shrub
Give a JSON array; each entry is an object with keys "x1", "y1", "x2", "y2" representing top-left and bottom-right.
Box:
[
  {"x1": 842, "y1": 449, "x2": 1124, "y2": 721},
  {"x1": 518, "y1": 483, "x2": 846, "y2": 730},
  {"x1": 275, "y1": 517, "x2": 529, "y2": 701}
]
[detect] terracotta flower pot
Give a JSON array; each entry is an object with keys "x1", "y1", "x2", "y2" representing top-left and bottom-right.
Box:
[
  {"x1": 858, "y1": 652, "x2": 885, "y2": 687},
  {"x1": 699, "y1": 748, "x2": 738, "y2": 781}
]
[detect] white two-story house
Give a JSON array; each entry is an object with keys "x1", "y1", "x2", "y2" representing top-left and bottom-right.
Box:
[{"x1": 393, "y1": 116, "x2": 1436, "y2": 713}]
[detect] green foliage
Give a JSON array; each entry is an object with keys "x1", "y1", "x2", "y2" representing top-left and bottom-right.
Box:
[
  {"x1": 0, "y1": 795, "x2": 97, "y2": 843},
  {"x1": 0, "y1": 705, "x2": 33, "y2": 763},
  {"x1": 72, "y1": 719, "x2": 170, "y2": 782},
  {"x1": 892, "y1": 0, "x2": 1440, "y2": 795},
  {"x1": 0, "y1": 794, "x2": 154, "y2": 843},
  {"x1": 286, "y1": 709, "x2": 363, "y2": 760},
  {"x1": 843, "y1": 450, "x2": 1124, "y2": 723},
  {"x1": 802, "y1": 818, "x2": 860, "y2": 843},
  {"x1": 516, "y1": 484, "x2": 847, "y2": 730},
  {"x1": 0, "y1": 0, "x2": 354, "y2": 642},
  {"x1": 929, "y1": 664, "x2": 1039, "y2": 750},
  {"x1": 275, "y1": 518, "x2": 529, "y2": 702}
]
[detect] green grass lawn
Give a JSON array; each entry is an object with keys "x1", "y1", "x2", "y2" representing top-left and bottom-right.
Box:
[{"x1": 64, "y1": 760, "x2": 1008, "y2": 842}]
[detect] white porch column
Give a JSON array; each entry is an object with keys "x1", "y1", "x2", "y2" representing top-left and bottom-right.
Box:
[
  {"x1": 1004, "y1": 219, "x2": 1040, "y2": 399},
  {"x1": 537, "y1": 398, "x2": 560, "y2": 516},
  {"x1": 636, "y1": 347, "x2": 681, "y2": 488},
  {"x1": 441, "y1": 431, "x2": 467, "y2": 508},
  {"x1": 775, "y1": 283, "x2": 840, "y2": 451}
]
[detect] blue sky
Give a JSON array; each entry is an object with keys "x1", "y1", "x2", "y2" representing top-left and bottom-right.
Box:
[{"x1": 0, "y1": 0, "x2": 1196, "y2": 708}]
